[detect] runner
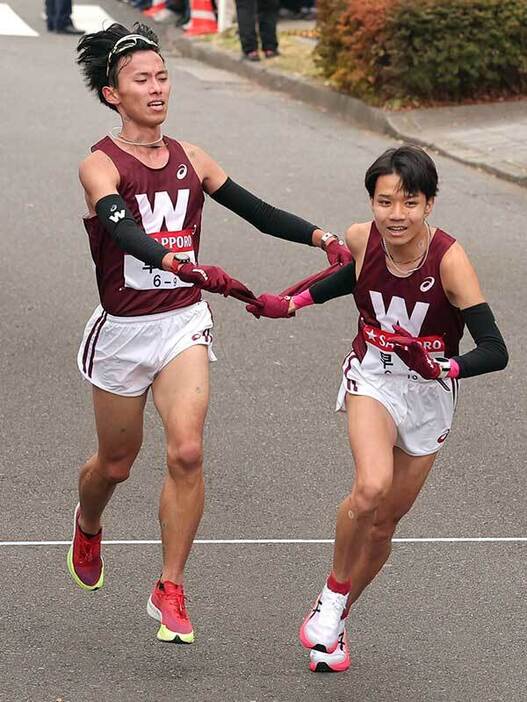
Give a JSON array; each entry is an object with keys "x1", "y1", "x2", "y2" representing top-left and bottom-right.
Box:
[
  {"x1": 247, "y1": 144, "x2": 508, "y2": 671},
  {"x1": 68, "y1": 22, "x2": 352, "y2": 645}
]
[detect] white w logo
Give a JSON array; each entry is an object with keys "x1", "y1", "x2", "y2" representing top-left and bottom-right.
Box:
[
  {"x1": 370, "y1": 291, "x2": 429, "y2": 335},
  {"x1": 135, "y1": 190, "x2": 190, "y2": 233},
  {"x1": 109, "y1": 209, "x2": 125, "y2": 223}
]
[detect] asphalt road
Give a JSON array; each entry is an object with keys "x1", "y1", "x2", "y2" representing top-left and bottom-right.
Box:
[{"x1": 1, "y1": 2, "x2": 525, "y2": 701}]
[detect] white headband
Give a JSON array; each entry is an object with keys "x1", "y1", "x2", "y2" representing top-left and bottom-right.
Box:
[{"x1": 106, "y1": 34, "x2": 159, "y2": 78}]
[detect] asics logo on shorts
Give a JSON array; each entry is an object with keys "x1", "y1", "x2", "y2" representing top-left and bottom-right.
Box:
[
  {"x1": 437, "y1": 430, "x2": 450, "y2": 443},
  {"x1": 192, "y1": 329, "x2": 212, "y2": 343}
]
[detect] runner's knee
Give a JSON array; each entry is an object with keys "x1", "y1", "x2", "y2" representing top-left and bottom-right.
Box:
[
  {"x1": 97, "y1": 452, "x2": 137, "y2": 484},
  {"x1": 350, "y1": 480, "x2": 391, "y2": 516},
  {"x1": 167, "y1": 440, "x2": 203, "y2": 476}
]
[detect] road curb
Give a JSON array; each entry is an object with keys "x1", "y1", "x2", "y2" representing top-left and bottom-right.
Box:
[
  {"x1": 165, "y1": 29, "x2": 526, "y2": 188},
  {"x1": 164, "y1": 29, "x2": 396, "y2": 136}
]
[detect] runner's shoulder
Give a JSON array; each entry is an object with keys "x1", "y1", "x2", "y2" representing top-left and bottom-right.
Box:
[
  {"x1": 345, "y1": 221, "x2": 371, "y2": 258},
  {"x1": 440, "y1": 238, "x2": 470, "y2": 270},
  {"x1": 179, "y1": 140, "x2": 206, "y2": 162},
  {"x1": 79, "y1": 150, "x2": 119, "y2": 189}
]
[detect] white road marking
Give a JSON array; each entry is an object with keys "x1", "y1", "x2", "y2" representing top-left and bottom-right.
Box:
[
  {"x1": 71, "y1": 4, "x2": 114, "y2": 34},
  {"x1": 0, "y1": 4, "x2": 39, "y2": 36},
  {"x1": 1, "y1": 537, "x2": 526, "y2": 546}
]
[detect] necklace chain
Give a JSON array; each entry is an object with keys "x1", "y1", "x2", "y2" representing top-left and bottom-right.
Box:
[
  {"x1": 109, "y1": 126, "x2": 164, "y2": 148},
  {"x1": 381, "y1": 222, "x2": 431, "y2": 276}
]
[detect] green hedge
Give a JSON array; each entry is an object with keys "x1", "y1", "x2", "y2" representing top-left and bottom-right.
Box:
[{"x1": 315, "y1": 0, "x2": 527, "y2": 107}]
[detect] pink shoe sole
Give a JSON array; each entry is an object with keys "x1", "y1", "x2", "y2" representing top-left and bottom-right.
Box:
[{"x1": 299, "y1": 614, "x2": 338, "y2": 654}]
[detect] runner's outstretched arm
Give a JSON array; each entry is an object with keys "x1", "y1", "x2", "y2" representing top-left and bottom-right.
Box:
[
  {"x1": 184, "y1": 144, "x2": 353, "y2": 266},
  {"x1": 246, "y1": 260, "x2": 357, "y2": 318}
]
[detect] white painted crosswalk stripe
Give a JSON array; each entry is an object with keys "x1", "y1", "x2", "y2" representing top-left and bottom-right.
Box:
[
  {"x1": 0, "y1": 3, "x2": 39, "y2": 36},
  {"x1": 72, "y1": 4, "x2": 115, "y2": 34},
  {"x1": 0, "y1": 4, "x2": 115, "y2": 38}
]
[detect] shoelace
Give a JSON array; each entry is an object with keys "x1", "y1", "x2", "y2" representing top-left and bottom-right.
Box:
[
  {"x1": 322, "y1": 591, "x2": 346, "y2": 628},
  {"x1": 78, "y1": 536, "x2": 99, "y2": 566},
  {"x1": 165, "y1": 588, "x2": 189, "y2": 620}
]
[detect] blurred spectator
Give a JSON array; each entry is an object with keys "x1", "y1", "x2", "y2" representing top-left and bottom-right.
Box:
[
  {"x1": 45, "y1": 0, "x2": 83, "y2": 33},
  {"x1": 279, "y1": 0, "x2": 316, "y2": 20},
  {"x1": 235, "y1": 0, "x2": 279, "y2": 61},
  {"x1": 154, "y1": 0, "x2": 191, "y2": 25}
]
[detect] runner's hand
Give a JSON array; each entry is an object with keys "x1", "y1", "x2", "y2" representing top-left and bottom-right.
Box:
[
  {"x1": 390, "y1": 324, "x2": 449, "y2": 379},
  {"x1": 325, "y1": 238, "x2": 353, "y2": 266},
  {"x1": 246, "y1": 293, "x2": 292, "y2": 319},
  {"x1": 173, "y1": 262, "x2": 234, "y2": 296}
]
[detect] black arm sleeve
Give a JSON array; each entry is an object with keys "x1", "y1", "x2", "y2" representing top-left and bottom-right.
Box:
[
  {"x1": 309, "y1": 261, "x2": 357, "y2": 304},
  {"x1": 95, "y1": 194, "x2": 171, "y2": 270},
  {"x1": 209, "y1": 177, "x2": 318, "y2": 245},
  {"x1": 452, "y1": 303, "x2": 508, "y2": 378}
]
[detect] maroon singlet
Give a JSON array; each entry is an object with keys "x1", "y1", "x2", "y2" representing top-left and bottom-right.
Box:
[
  {"x1": 350, "y1": 222, "x2": 464, "y2": 376},
  {"x1": 83, "y1": 136, "x2": 204, "y2": 316}
]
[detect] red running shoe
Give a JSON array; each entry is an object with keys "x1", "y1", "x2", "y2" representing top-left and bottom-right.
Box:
[
  {"x1": 147, "y1": 580, "x2": 194, "y2": 643},
  {"x1": 67, "y1": 504, "x2": 104, "y2": 591}
]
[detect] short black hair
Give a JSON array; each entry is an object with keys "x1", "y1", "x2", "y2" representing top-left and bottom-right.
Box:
[
  {"x1": 364, "y1": 145, "x2": 439, "y2": 200},
  {"x1": 76, "y1": 22, "x2": 162, "y2": 112}
]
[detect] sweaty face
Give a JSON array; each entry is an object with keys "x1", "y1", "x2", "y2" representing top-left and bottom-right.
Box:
[
  {"x1": 111, "y1": 50, "x2": 170, "y2": 127},
  {"x1": 371, "y1": 173, "x2": 433, "y2": 247}
]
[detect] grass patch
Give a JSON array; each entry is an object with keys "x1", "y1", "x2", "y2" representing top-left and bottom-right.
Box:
[{"x1": 200, "y1": 27, "x2": 322, "y2": 81}]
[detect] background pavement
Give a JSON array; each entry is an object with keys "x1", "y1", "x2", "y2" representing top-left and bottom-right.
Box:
[{"x1": 1, "y1": 2, "x2": 526, "y2": 701}]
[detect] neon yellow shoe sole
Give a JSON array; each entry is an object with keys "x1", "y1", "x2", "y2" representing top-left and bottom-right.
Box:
[
  {"x1": 157, "y1": 624, "x2": 194, "y2": 644},
  {"x1": 147, "y1": 597, "x2": 194, "y2": 644},
  {"x1": 67, "y1": 546, "x2": 104, "y2": 591}
]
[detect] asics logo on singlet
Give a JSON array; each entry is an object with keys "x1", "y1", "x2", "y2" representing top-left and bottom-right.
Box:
[
  {"x1": 176, "y1": 164, "x2": 188, "y2": 180},
  {"x1": 109, "y1": 209, "x2": 125, "y2": 223},
  {"x1": 420, "y1": 277, "x2": 435, "y2": 292}
]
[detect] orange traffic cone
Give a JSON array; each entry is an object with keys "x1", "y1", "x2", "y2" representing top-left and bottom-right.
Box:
[{"x1": 184, "y1": 0, "x2": 217, "y2": 36}]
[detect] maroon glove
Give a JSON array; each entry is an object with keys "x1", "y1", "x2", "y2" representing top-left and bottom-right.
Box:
[
  {"x1": 390, "y1": 324, "x2": 449, "y2": 379},
  {"x1": 228, "y1": 278, "x2": 261, "y2": 306},
  {"x1": 325, "y1": 238, "x2": 354, "y2": 266},
  {"x1": 173, "y1": 262, "x2": 234, "y2": 296},
  {"x1": 246, "y1": 293, "x2": 292, "y2": 319}
]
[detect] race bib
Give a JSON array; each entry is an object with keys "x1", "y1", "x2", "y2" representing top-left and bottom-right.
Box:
[
  {"x1": 362, "y1": 323, "x2": 445, "y2": 353},
  {"x1": 123, "y1": 228, "x2": 196, "y2": 290}
]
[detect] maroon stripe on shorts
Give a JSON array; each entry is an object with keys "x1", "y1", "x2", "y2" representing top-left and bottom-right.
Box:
[
  {"x1": 82, "y1": 311, "x2": 105, "y2": 374},
  {"x1": 342, "y1": 350, "x2": 356, "y2": 378},
  {"x1": 87, "y1": 312, "x2": 108, "y2": 378}
]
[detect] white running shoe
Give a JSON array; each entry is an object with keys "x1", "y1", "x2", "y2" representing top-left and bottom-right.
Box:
[
  {"x1": 299, "y1": 584, "x2": 348, "y2": 653},
  {"x1": 309, "y1": 619, "x2": 350, "y2": 672}
]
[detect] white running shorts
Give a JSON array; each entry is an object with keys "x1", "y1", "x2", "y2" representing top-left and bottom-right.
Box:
[
  {"x1": 336, "y1": 354, "x2": 459, "y2": 456},
  {"x1": 77, "y1": 301, "x2": 216, "y2": 397}
]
